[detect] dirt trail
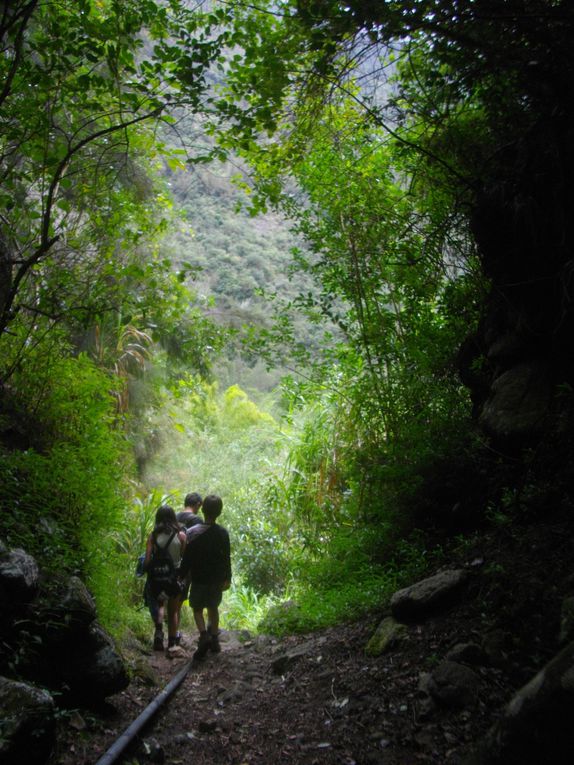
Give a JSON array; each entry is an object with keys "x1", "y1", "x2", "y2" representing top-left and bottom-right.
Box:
[
  {"x1": 51, "y1": 519, "x2": 574, "y2": 765},
  {"x1": 51, "y1": 614, "x2": 507, "y2": 765}
]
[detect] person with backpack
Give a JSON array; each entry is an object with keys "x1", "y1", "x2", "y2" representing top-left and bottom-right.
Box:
[
  {"x1": 178, "y1": 494, "x2": 231, "y2": 659},
  {"x1": 144, "y1": 504, "x2": 186, "y2": 651},
  {"x1": 176, "y1": 492, "x2": 203, "y2": 531}
]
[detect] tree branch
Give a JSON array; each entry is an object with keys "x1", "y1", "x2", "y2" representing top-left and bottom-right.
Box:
[
  {"x1": 0, "y1": 105, "x2": 164, "y2": 336},
  {"x1": 0, "y1": 1, "x2": 39, "y2": 109}
]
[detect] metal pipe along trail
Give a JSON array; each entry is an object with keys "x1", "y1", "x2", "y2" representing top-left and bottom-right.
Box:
[{"x1": 93, "y1": 658, "x2": 194, "y2": 765}]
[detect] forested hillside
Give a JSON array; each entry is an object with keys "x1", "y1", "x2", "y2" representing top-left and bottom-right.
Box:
[
  {"x1": 158, "y1": 153, "x2": 323, "y2": 391},
  {"x1": 163, "y1": 159, "x2": 296, "y2": 319},
  {"x1": 1, "y1": 2, "x2": 574, "y2": 763}
]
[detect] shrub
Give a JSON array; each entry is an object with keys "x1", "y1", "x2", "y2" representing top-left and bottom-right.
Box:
[{"x1": 0, "y1": 352, "x2": 133, "y2": 630}]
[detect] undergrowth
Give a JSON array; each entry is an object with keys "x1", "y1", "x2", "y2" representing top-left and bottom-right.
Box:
[{"x1": 236, "y1": 530, "x2": 437, "y2": 636}]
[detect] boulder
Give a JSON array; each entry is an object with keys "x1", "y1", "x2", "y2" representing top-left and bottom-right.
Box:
[
  {"x1": 390, "y1": 569, "x2": 469, "y2": 622},
  {"x1": 34, "y1": 576, "x2": 99, "y2": 651},
  {"x1": 60, "y1": 622, "x2": 129, "y2": 701},
  {"x1": 481, "y1": 629, "x2": 512, "y2": 669},
  {"x1": 60, "y1": 575, "x2": 98, "y2": 627},
  {"x1": 269, "y1": 635, "x2": 328, "y2": 676},
  {"x1": 0, "y1": 547, "x2": 39, "y2": 606},
  {"x1": 365, "y1": 617, "x2": 407, "y2": 656},
  {"x1": 0, "y1": 542, "x2": 129, "y2": 709},
  {"x1": 416, "y1": 672, "x2": 438, "y2": 719},
  {"x1": 446, "y1": 642, "x2": 486, "y2": 666},
  {"x1": 427, "y1": 660, "x2": 481, "y2": 709},
  {"x1": 0, "y1": 676, "x2": 55, "y2": 765}
]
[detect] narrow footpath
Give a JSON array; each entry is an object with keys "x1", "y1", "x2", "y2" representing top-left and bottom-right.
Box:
[
  {"x1": 50, "y1": 518, "x2": 574, "y2": 765},
  {"x1": 51, "y1": 616, "x2": 506, "y2": 765}
]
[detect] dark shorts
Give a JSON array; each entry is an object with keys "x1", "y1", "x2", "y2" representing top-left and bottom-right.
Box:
[{"x1": 189, "y1": 582, "x2": 223, "y2": 610}]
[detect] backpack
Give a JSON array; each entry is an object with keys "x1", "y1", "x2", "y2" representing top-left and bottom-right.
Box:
[
  {"x1": 146, "y1": 531, "x2": 180, "y2": 597},
  {"x1": 135, "y1": 553, "x2": 146, "y2": 578}
]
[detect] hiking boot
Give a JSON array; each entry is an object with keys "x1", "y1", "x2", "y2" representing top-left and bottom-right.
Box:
[
  {"x1": 175, "y1": 632, "x2": 186, "y2": 647},
  {"x1": 209, "y1": 631, "x2": 221, "y2": 653},
  {"x1": 153, "y1": 629, "x2": 164, "y2": 651},
  {"x1": 206, "y1": 625, "x2": 221, "y2": 653},
  {"x1": 194, "y1": 630, "x2": 211, "y2": 660}
]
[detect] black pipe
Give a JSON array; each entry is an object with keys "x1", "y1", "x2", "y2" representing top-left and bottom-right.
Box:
[{"x1": 94, "y1": 658, "x2": 194, "y2": 765}]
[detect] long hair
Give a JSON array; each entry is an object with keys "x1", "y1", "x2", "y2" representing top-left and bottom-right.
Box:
[{"x1": 153, "y1": 504, "x2": 178, "y2": 538}]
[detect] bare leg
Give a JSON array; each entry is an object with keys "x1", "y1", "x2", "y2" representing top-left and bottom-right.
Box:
[
  {"x1": 153, "y1": 600, "x2": 165, "y2": 651},
  {"x1": 194, "y1": 609, "x2": 206, "y2": 634},
  {"x1": 167, "y1": 597, "x2": 179, "y2": 643},
  {"x1": 207, "y1": 607, "x2": 219, "y2": 634}
]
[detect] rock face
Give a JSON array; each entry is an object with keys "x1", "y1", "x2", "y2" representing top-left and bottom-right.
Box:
[
  {"x1": 0, "y1": 539, "x2": 129, "y2": 764},
  {"x1": 0, "y1": 676, "x2": 55, "y2": 765},
  {"x1": 459, "y1": 115, "x2": 574, "y2": 454},
  {"x1": 478, "y1": 361, "x2": 552, "y2": 443}
]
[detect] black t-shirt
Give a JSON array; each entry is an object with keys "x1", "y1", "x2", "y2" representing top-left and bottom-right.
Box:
[
  {"x1": 176, "y1": 510, "x2": 203, "y2": 530},
  {"x1": 179, "y1": 523, "x2": 231, "y2": 586}
]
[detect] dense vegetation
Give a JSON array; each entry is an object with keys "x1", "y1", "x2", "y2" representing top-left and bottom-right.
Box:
[{"x1": 1, "y1": 0, "x2": 573, "y2": 641}]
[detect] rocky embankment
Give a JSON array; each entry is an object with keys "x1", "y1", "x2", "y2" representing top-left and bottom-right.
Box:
[{"x1": 0, "y1": 540, "x2": 128, "y2": 764}]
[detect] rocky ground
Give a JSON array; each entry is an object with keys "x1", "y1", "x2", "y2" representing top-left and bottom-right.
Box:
[{"x1": 48, "y1": 513, "x2": 574, "y2": 765}]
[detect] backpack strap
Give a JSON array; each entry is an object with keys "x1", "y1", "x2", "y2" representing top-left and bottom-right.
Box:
[{"x1": 153, "y1": 529, "x2": 177, "y2": 553}]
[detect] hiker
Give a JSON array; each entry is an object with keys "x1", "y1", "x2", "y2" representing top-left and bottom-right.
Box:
[
  {"x1": 144, "y1": 504, "x2": 186, "y2": 651},
  {"x1": 174, "y1": 492, "x2": 203, "y2": 645},
  {"x1": 176, "y1": 492, "x2": 203, "y2": 531},
  {"x1": 178, "y1": 494, "x2": 231, "y2": 659}
]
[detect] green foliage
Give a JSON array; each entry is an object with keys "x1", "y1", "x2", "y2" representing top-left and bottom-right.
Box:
[
  {"x1": 0, "y1": 2, "x2": 207, "y2": 329},
  {"x1": 4, "y1": 0, "x2": 566, "y2": 644},
  {"x1": 222, "y1": 579, "x2": 282, "y2": 632},
  {"x1": 203, "y1": 3, "x2": 486, "y2": 543},
  {"x1": 111, "y1": 489, "x2": 177, "y2": 560},
  {"x1": 0, "y1": 0, "x2": 235, "y2": 381},
  {"x1": 0, "y1": 350, "x2": 132, "y2": 619},
  {"x1": 142, "y1": 378, "x2": 282, "y2": 494},
  {"x1": 257, "y1": 529, "x2": 432, "y2": 635},
  {"x1": 225, "y1": 483, "x2": 297, "y2": 595},
  {"x1": 141, "y1": 380, "x2": 298, "y2": 595},
  {"x1": 0, "y1": 1, "x2": 238, "y2": 636},
  {"x1": 160, "y1": 160, "x2": 305, "y2": 312}
]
